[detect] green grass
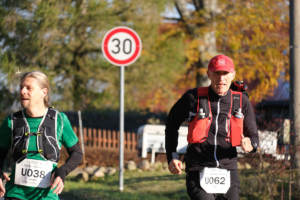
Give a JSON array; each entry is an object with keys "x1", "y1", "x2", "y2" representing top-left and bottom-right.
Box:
[
  {"x1": 61, "y1": 169, "x2": 298, "y2": 200},
  {"x1": 61, "y1": 170, "x2": 189, "y2": 200}
]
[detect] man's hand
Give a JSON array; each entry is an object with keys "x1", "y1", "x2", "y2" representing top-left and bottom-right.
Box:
[
  {"x1": 50, "y1": 175, "x2": 64, "y2": 195},
  {"x1": 241, "y1": 137, "x2": 253, "y2": 153},
  {"x1": 0, "y1": 173, "x2": 10, "y2": 197},
  {"x1": 168, "y1": 159, "x2": 183, "y2": 174}
]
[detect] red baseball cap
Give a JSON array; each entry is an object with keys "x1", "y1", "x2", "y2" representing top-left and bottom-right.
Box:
[{"x1": 208, "y1": 55, "x2": 235, "y2": 72}]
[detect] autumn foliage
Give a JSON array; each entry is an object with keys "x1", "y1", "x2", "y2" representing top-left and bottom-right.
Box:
[
  {"x1": 217, "y1": 0, "x2": 289, "y2": 102},
  {"x1": 0, "y1": 0, "x2": 289, "y2": 113},
  {"x1": 144, "y1": 0, "x2": 289, "y2": 112}
]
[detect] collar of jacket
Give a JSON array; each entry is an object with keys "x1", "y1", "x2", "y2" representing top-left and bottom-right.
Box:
[{"x1": 208, "y1": 86, "x2": 232, "y2": 100}]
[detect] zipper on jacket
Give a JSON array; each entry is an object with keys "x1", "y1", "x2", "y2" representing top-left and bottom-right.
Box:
[{"x1": 214, "y1": 100, "x2": 220, "y2": 167}]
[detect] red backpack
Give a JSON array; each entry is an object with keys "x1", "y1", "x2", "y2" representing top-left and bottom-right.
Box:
[{"x1": 187, "y1": 84, "x2": 244, "y2": 147}]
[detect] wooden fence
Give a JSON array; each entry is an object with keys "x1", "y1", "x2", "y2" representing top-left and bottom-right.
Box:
[{"x1": 73, "y1": 127, "x2": 138, "y2": 152}]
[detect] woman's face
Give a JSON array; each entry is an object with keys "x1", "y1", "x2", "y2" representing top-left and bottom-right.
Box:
[{"x1": 20, "y1": 77, "x2": 47, "y2": 109}]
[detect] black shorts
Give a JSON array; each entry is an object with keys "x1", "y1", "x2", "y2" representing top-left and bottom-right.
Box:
[{"x1": 186, "y1": 169, "x2": 240, "y2": 200}]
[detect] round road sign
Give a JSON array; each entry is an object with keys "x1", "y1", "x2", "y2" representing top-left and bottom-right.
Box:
[{"x1": 101, "y1": 26, "x2": 142, "y2": 66}]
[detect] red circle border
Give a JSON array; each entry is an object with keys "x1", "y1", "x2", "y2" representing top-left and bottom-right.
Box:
[{"x1": 102, "y1": 27, "x2": 142, "y2": 66}]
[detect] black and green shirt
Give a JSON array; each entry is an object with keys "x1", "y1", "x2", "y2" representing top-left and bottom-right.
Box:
[{"x1": 0, "y1": 111, "x2": 78, "y2": 200}]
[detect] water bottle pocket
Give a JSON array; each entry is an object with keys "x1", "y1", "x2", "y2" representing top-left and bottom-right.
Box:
[
  {"x1": 230, "y1": 116, "x2": 243, "y2": 146},
  {"x1": 188, "y1": 117, "x2": 211, "y2": 143}
]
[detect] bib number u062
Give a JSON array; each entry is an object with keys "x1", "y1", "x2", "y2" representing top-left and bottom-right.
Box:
[{"x1": 200, "y1": 167, "x2": 231, "y2": 194}]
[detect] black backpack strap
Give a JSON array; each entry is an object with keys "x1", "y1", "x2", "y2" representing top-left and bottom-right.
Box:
[
  {"x1": 38, "y1": 107, "x2": 60, "y2": 162},
  {"x1": 12, "y1": 111, "x2": 27, "y2": 130},
  {"x1": 39, "y1": 107, "x2": 56, "y2": 132},
  {"x1": 231, "y1": 90, "x2": 243, "y2": 114},
  {"x1": 46, "y1": 107, "x2": 56, "y2": 120},
  {"x1": 197, "y1": 87, "x2": 211, "y2": 118},
  {"x1": 11, "y1": 110, "x2": 30, "y2": 162}
]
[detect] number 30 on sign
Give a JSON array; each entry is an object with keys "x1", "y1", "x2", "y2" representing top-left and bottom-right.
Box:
[{"x1": 101, "y1": 26, "x2": 142, "y2": 66}]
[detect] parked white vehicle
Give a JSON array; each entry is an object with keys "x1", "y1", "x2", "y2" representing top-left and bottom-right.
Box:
[{"x1": 137, "y1": 124, "x2": 188, "y2": 160}]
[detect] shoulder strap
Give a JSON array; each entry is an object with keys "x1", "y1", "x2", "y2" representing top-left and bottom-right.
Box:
[
  {"x1": 11, "y1": 111, "x2": 25, "y2": 129},
  {"x1": 230, "y1": 90, "x2": 243, "y2": 114},
  {"x1": 11, "y1": 110, "x2": 29, "y2": 162},
  {"x1": 197, "y1": 87, "x2": 211, "y2": 118},
  {"x1": 197, "y1": 87, "x2": 209, "y2": 96},
  {"x1": 38, "y1": 107, "x2": 58, "y2": 135},
  {"x1": 12, "y1": 110, "x2": 23, "y2": 120},
  {"x1": 38, "y1": 107, "x2": 60, "y2": 162},
  {"x1": 46, "y1": 107, "x2": 56, "y2": 120},
  {"x1": 11, "y1": 110, "x2": 29, "y2": 135}
]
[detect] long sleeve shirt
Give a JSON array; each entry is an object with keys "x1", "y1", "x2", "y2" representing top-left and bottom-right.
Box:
[{"x1": 165, "y1": 87, "x2": 259, "y2": 171}]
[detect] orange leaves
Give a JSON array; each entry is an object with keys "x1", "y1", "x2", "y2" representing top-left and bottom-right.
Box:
[
  {"x1": 138, "y1": 0, "x2": 289, "y2": 112},
  {"x1": 217, "y1": 0, "x2": 289, "y2": 103},
  {"x1": 185, "y1": 39, "x2": 201, "y2": 68},
  {"x1": 139, "y1": 87, "x2": 173, "y2": 113}
]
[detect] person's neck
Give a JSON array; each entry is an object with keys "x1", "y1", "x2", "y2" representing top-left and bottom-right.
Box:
[
  {"x1": 25, "y1": 105, "x2": 48, "y2": 117},
  {"x1": 218, "y1": 91, "x2": 229, "y2": 96},
  {"x1": 209, "y1": 86, "x2": 229, "y2": 97}
]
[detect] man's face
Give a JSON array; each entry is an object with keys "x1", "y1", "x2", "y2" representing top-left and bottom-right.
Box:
[
  {"x1": 207, "y1": 70, "x2": 235, "y2": 96},
  {"x1": 20, "y1": 77, "x2": 47, "y2": 109}
]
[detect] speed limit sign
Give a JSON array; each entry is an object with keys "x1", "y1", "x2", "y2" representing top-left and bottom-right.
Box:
[
  {"x1": 101, "y1": 26, "x2": 142, "y2": 66},
  {"x1": 101, "y1": 26, "x2": 142, "y2": 192}
]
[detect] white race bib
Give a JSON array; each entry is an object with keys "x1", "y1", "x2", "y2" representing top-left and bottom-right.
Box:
[
  {"x1": 200, "y1": 167, "x2": 231, "y2": 194},
  {"x1": 15, "y1": 159, "x2": 53, "y2": 188}
]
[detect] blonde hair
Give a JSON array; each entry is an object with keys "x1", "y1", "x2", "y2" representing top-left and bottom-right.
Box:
[{"x1": 20, "y1": 71, "x2": 50, "y2": 107}]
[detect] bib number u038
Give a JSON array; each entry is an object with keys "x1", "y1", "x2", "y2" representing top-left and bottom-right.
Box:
[
  {"x1": 15, "y1": 159, "x2": 53, "y2": 188},
  {"x1": 200, "y1": 167, "x2": 231, "y2": 194}
]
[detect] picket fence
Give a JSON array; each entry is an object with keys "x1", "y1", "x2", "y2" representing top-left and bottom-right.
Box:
[{"x1": 72, "y1": 127, "x2": 138, "y2": 152}]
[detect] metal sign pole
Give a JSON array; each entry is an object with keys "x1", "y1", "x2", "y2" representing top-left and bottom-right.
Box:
[
  {"x1": 78, "y1": 110, "x2": 86, "y2": 166},
  {"x1": 119, "y1": 66, "x2": 125, "y2": 191},
  {"x1": 102, "y1": 26, "x2": 141, "y2": 192}
]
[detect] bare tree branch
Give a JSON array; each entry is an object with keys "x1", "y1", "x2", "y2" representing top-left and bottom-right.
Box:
[
  {"x1": 163, "y1": 16, "x2": 181, "y2": 22},
  {"x1": 174, "y1": 0, "x2": 193, "y2": 34}
]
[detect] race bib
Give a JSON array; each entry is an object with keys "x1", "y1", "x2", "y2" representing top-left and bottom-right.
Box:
[
  {"x1": 200, "y1": 167, "x2": 231, "y2": 194},
  {"x1": 15, "y1": 159, "x2": 53, "y2": 188}
]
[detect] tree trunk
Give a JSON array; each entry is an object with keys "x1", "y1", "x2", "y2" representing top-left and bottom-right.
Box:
[
  {"x1": 290, "y1": 0, "x2": 300, "y2": 197},
  {"x1": 175, "y1": 0, "x2": 218, "y2": 87},
  {"x1": 197, "y1": 0, "x2": 218, "y2": 87}
]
